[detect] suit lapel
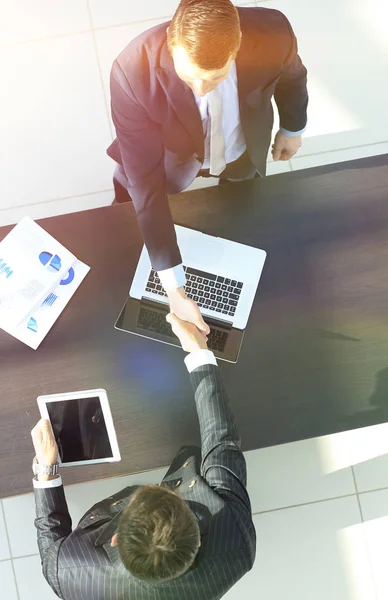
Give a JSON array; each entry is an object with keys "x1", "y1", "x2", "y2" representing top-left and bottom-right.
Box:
[{"x1": 156, "y1": 42, "x2": 204, "y2": 159}]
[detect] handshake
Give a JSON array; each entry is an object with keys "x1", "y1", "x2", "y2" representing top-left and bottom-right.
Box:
[
  {"x1": 31, "y1": 314, "x2": 208, "y2": 470},
  {"x1": 165, "y1": 312, "x2": 209, "y2": 353}
]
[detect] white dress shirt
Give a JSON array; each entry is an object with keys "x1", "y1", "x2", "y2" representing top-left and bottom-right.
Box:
[
  {"x1": 33, "y1": 349, "x2": 218, "y2": 489},
  {"x1": 158, "y1": 61, "x2": 306, "y2": 292},
  {"x1": 195, "y1": 61, "x2": 246, "y2": 170}
]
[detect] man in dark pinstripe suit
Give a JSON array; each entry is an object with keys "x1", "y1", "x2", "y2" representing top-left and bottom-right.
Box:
[{"x1": 31, "y1": 314, "x2": 256, "y2": 599}]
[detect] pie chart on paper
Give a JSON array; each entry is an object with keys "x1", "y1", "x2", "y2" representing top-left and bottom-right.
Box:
[
  {"x1": 38, "y1": 251, "x2": 62, "y2": 273},
  {"x1": 60, "y1": 267, "x2": 75, "y2": 286}
]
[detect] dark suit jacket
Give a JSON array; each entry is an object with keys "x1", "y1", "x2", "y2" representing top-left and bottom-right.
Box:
[
  {"x1": 107, "y1": 6, "x2": 308, "y2": 272},
  {"x1": 34, "y1": 365, "x2": 256, "y2": 599}
]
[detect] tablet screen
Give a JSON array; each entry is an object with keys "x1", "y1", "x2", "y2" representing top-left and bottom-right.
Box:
[{"x1": 46, "y1": 396, "x2": 114, "y2": 463}]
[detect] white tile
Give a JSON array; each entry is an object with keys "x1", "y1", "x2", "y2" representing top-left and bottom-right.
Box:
[
  {"x1": 244, "y1": 437, "x2": 355, "y2": 513},
  {"x1": 185, "y1": 177, "x2": 220, "y2": 192},
  {"x1": 0, "y1": 1, "x2": 90, "y2": 46},
  {"x1": 257, "y1": 0, "x2": 388, "y2": 154},
  {"x1": 0, "y1": 190, "x2": 114, "y2": 227},
  {"x1": 224, "y1": 497, "x2": 375, "y2": 600},
  {"x1": 95, "y1": 19, "x2": 167, "y2": 107},
  {"x1": 290, "y1": 142, "x2": 388, "y2": 171},
  {"x1": 359, "y1": 489, "x2": 388, "y2": 600},
  {"x1": 266, "y1": 159, "x2": 291, "y2": 175},
  {"x1": 0, "y1": 561, "x2": 18, "y2": 600},
  {"x1": 14, "y1": 554, "x2": 59, "y2": 600},
  {"x1": 354, "y1": 454, "x2": 388, "y2": 494},
  {"x1": 314, "y1": 421, "x2": 388, "y2": 493},
  {"x1": 0, "y1": 502, "x2": 11, "y2": 559},
  {"x1": 2, "y1": 493, "x2": 37, "y2": 558},
  {"x1": 89, "y1": 0, "x2": 178, "y2": 29},
  {"x1": 0, "y1": 33, "x2": 113, "y2": 211}
]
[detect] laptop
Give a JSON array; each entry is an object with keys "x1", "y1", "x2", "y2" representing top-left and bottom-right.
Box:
[{"x1": 115, "y1": 225, "x2": 266, "y2": 363}]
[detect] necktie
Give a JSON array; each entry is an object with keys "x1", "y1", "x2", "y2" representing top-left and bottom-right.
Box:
[{"x1": 208, "y1": 87, "x2": 226, "y2": 176}]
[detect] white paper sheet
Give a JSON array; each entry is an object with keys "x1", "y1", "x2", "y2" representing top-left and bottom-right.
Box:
[{"x1": 0, "y1": 217, "x2": 90, "y2": 349}]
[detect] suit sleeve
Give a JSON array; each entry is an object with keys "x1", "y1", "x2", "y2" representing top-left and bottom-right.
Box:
[
  {"x1": 110, "y1": 60, "x2": 182, "y2": 271},
  {"x1": 274, "y1": 15, "x2": 308, "y2": 132},
  {"x1": 34, "y1": 485, "x2": 72, "y2": 598},
  {"x1": 190, "y1": 365, "x2": 255, "y2": 549}
]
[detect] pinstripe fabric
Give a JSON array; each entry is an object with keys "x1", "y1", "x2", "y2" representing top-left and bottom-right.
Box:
[{"x1": 34, "y1": 365, "x2": 256, "y2": 599}]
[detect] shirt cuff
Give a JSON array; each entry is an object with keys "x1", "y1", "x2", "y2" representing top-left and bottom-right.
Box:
[
  {"x1": 184, "y1": 349, "x2": 218, "y2": 373},
  {"x1": 158, "y1": 265, "x2": 187, "y2": 291},
  {"x1": 279, "y1": 126, "x2": 306, "y2": 137},
  {"x1": 33, "y1": 475, "x2": 63, "y2": 489}
]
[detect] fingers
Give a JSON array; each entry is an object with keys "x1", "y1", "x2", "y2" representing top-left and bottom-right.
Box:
[
  {"x1": 166, "y1": 313, "x2": 178, "y2": 327},
  {"x1": 197, "y1": 316, "x2": 210, "y2": 335},
  {"x1": 31, "y1": 418, "x2": 51, "y2": 438},
  {"x1": 271, "y1": 146, "x2": 282, "y2": 161},
  {"x1": 279, "y1": 150, "x2": 294, "y2": 160},
  {"x1": 272, "y1": 147, "x2": 295, "y2": 161}
]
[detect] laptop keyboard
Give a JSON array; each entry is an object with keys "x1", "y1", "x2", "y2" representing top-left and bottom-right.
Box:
[
  {"x1": 145, "y1": 267, "x2": 244, "y2": 318},
  {"x1": 138, "y1": 307, "x2": 228, "y2": 352}
]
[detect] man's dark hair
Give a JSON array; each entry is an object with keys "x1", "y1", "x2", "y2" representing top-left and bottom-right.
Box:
[
  {"x1": 117, "y1": 484, "x2": 201, "y2": 583},
  {"x1": 167, "y1": 0, "x2": 241, "y2": 70}
]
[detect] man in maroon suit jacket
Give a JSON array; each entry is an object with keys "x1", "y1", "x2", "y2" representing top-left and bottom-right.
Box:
[{"x1": 107, "y1": 0, "x2": 308, "y2": 331}]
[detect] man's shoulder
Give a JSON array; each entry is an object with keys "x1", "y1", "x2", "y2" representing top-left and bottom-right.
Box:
[
  {"x1": 114, "y1": 20, "x2": 170, "y2": 75},
  {"x1": 238, "y1": 5, "x2": 292, "y2": 38}
]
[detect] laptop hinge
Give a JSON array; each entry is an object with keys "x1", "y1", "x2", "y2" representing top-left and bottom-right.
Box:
[{"x1": 140, "y1": 296, "x2": 233, "y2": 330}]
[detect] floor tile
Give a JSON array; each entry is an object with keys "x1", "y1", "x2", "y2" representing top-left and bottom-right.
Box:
[
  {"x1": 14, "y1": 554, "x2": 59, "y2": 599},
  {"x1": 258, "y1": 0, "x2": 388, "y2": 155},
  {"x1": 266, "y1": 159, "x2": 291, "y2": 175},
  {"x1": 0, "y1": 502, "x2": 11, "y2": 559},
  {"x1": 89, "y1": 0, "x2": 178, "y2": 29},
  {"x1": 225, "y1": 497, "x2": 375, "y2": 600},
  {"x1": 244, "y1": 436, "x2": 355, "y2": 513},
  {"x1": 359, "y1": 489, "x2": 388, "y2": 600},
  {"x1": 290, "y1": 142, "x2": 388, "y2": 171},
  {"x1": 186, "y1": 177, "x2": 220, "y2": 192},
  {"x1": 2, "y1": 492, "x2": 38, "y2": 558},
  {"x1": 0, "y1": 1, "x2": 90, "y2": 46},
  {"x1": 321, "y1": 421, "x2": 388, "y2": 493},
  {"x1": 354, "y1": 455, "x2": 388, "y2": 494},
  {"x1": 0, "y1": 32, "x2": 113, "y2": 211},
  {"x1": 0, "y1": 190, "x2": 114, "y2": 227},
  {"x1": 0, "y1": 561, "x2": 18, "y2": 600}
]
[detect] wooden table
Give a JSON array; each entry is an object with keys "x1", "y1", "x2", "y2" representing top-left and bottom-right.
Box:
[{"x1": 1, "y1": 154, "x2": 388, "y2": 498}]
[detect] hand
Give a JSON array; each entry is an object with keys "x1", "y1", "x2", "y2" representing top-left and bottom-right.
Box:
[
  {"x1": 31, "y1": 419, "x2": 59, "y2": 466},
  {"x1": 272, "y1": 130, "x2": 302, "y2": 161},
  {"x1": 166, "y1": 313, "x2": 209, "y2": 353},
  {"x1": 167, "y1": 287, "x2": 210, "y2": 335}
]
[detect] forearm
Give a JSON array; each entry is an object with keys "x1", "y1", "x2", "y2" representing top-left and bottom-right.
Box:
[
  {"x1": 189, "y1": 364, "x2": 249, "y2": 506},
  {"x1": 190, "y1": 366, "x2": 242, "y2": 463},
  {"x1": 130, "y1": 178, "x2": 182, "y2": 272},
  {"x1": 34, "y1": 484, "x2": 72, "y2": 559},
  {"x1": 274, "y1": 67, "x2": 308, "y2": 132}
]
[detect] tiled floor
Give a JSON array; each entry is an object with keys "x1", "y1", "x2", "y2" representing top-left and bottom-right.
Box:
[{"x1": 1, "y1": 0, "x2": 388, "y2": 598}]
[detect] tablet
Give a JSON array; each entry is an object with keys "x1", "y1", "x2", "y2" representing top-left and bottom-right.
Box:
[{"x1": 37, "y1": 389, "x2": 121, "y2": 467}]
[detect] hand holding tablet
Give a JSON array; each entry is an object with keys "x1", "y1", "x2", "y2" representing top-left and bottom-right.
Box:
[{"x1": 37, "y1": 389, "x2": 121, "y2": 467}]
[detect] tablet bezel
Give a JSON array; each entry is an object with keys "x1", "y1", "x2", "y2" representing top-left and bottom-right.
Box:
[{"x1": 37, "y1": 388, "x2": 121, "y2": 467}]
